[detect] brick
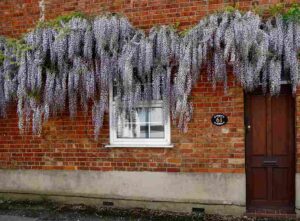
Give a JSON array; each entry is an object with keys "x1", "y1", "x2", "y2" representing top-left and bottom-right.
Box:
[
  {"x1": 228, "y1": 158, "x2": 245, "y2": 165},
  {"x1": 0, "y1": 0, "x2": 296, "y2": 174}
]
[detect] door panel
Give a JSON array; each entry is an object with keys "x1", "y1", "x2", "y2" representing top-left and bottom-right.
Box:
[
  {"x1": 271, "y1": 95, "x2": 290, "y2": 155},
  {"x1": 272, "y1": 168, "x2": 289, "y2": 201},
  {"x1": 245, "y1": 86, "x2": 295, "y2": 213},
  {"x1": 251, "y1": 168, "x2": 268, "y2": 200},
  {"x1": 251, "y1": 96, "x2": 267, "y2": 156}
]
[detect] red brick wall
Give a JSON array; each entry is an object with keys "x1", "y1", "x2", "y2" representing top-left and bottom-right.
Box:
[
  {"x1": 0, "y1": 0, "x2": 298, "y2": 173},
  {"x1": 0, "y1": 74, "x2": 244, "y2": 173},
  {"x1": 0, "y1": 0, "x2": 298, "y2": 38},
  {"x1": 0, "y1": 0, "x2": 40, "y2": 38}
]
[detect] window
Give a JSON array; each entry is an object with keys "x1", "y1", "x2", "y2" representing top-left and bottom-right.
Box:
[{"x1": 108, "y1": 83, "x2": 171, "y2": 148}]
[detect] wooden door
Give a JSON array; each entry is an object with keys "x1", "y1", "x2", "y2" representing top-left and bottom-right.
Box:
[{"x1": 245, "y1": 86, "x2": 295, "y2": 213}]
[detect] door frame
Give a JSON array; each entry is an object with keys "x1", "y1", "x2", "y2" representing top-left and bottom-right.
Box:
[{"x1": 244, "y1": 86, "x2": 296, "y2": 212}]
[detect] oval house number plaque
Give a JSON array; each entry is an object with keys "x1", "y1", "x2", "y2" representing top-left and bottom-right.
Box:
[{"x1": 211, "y1": 114, "x2": 228, "y2": 126}]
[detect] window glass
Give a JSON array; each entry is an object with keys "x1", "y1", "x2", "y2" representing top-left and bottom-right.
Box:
[
  {"x1": 116, "y1": 107, "x2": 165, "y2": 139},
  {"x1": 150, "y1": 108, "x2": 164, "y2": 138},
  {"x1": 110, "y1": 72, "x2": 170, "y2": 146}
]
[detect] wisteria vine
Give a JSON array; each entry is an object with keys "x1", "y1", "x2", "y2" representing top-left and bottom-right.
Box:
[{"x1": 0, "y1": 8, "x2": 299, "y2": 138}]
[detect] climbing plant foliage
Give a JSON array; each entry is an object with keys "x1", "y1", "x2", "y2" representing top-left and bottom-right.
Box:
[{"x1": 0, "y1": 6, "x2": 299, "y2": 138}]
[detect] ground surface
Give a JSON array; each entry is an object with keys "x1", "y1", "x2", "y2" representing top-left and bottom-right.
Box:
[{"x1": 0, "y1": 201, "x2": 297, "y2": 221}]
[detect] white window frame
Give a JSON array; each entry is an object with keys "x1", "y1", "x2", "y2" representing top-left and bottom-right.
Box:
[{"x1": 107, "y1": 84, "x2": 172, "y2": 148}]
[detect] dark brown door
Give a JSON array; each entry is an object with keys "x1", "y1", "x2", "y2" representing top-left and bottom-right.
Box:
[{"x1": 245, "y1": 86, "x2": 295, "y2": 213}]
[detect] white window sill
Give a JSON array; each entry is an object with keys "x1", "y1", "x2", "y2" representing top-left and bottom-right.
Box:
[{"x1": 105, "y1": 144, "x2": 174, "y2": 148}]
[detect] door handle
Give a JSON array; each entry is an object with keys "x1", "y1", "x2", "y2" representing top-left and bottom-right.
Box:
[
  {"x1": 245, "y1": 124, "x2": 251, "y2": 132},
  {"x1": 244, "y1": 118, "x2": 251, "y2": 133},
  {"x1": 262, "y1": 160, "x2": 278, "y2": 167}
]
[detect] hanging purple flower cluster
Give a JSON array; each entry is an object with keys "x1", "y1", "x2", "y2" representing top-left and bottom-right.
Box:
[
  {"x1": 0, "y1": 11, "x2": 299, "y2": 137},
  {"x1": 174, "y1": 11, "x2": 299, "y2": 131}
]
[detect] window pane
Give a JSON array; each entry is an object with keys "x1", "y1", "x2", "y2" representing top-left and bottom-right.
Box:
[
  {"x1": 117, "y1": 108, "x2": 149, "y2": 139},
  {"x1": 115, "y1": 106, "x2": 166, "y2": 140},
  {"x1": 118, "y1": 108, "x2": 147, "y2": 124},
  {"x1": 117, "y1": 123, "x2": 149, "y2": 138},
  {"x1": 150, "y1": 107, "x2": 165, "y2": 138},
  {"x1": 150, "y1": 125, "x2": 165, "y2": 138},
  {"x1": 150, "y1": 107, "x2": 164, "y2": 124},
  {"x1": 137, "y1": 108, "x2": 148, "y2": 123}
]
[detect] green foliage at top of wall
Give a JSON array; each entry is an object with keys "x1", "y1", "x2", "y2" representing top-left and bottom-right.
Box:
[{"x1": 36, "y1": 11, "x2": 87, "y2": 29}]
